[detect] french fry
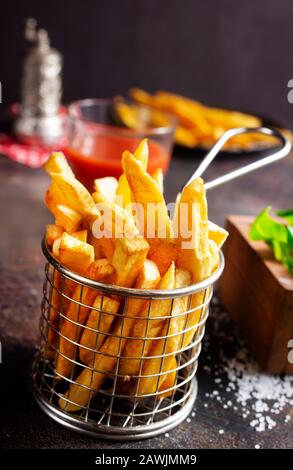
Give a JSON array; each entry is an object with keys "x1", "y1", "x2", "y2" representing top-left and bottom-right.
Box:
[
  {"x1": 43, "y1": 151, "x2": 74, "y2": 177},
  {"x1": 151, "y1": 168, "x2": 164, "y2": 193},
  {"x1": 122, "y1": 151, "x2": 176, "y2": 274},
  {"x1": 55, "y1": 259, "x2": 115, "y2": 378},
  {"x1": 52, "y1": 173, "x2": 98, "y2": 220},
  {"x1": 71, "y1": 229, "x2": 88, "y2": 243},
  {"x1": 112, "y1": 236, "x2": 149, "y2": 287},
  {"x1": 45, "y1": 180, "x2": 67, "y2": 211},
  {"x1": 95, "y1": 237, "x2": 115, "y2": 261},
  {"x1": 115, "y1": 139, "x2": 149, "y2": 210},
  {"x1": 129, "y1": 88, "x2": 272, "y2": 150},
  {"x1": 59, "y1": 259, "x2": 160, "y2": 411},
  {"x1": 118, "y1": 262, "x2": 175, "y2": 377},
  {"x1": 93, "y1": 177, "x2": 118, "y2": 204},
  {"x1": 208, "y1": 221, "x2": 228, "y2": 248},
  {"x1": 90, "y1": 199, "x2": 141, "y2": 263},
  {"x1": 58, "y1": 233, "x2": 95, "y2": 275},
  {"x1": 157, "y1": 356, "x2": 177, "y2": 399},
  {"x1": 174, "y1": 178, "x2": 219, "y2": 350},
  {"x1": 174, "y1": 177, "x2": 212, "y2": 282},
  {"x1": 88, "y1": 233, "x2": 103, "y2": 259},
  {"x1": 79, "y1": 295, "x2": 120, "y2": 364},
  {"x1": 52, "y1": 204, "x2": 83, "y2": 233},
  {"x1": 40, "y1": 140, "x2": 229, "y2": 410},
  {"x1": 45, "y1": 224, "x2": 63, "y2": 246},
  {"x1": 137, "y1": 268, "x2": 191, "y2": 396}
]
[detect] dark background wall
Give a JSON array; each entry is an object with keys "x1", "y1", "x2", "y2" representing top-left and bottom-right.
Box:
[{"x1": 1, "y1": 0, "x2": 293, "y2": 127}]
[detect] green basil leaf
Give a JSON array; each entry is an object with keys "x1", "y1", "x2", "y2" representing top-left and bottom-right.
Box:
[{"x1": 276, "y1": 209, "x2": 293, "y2": 225}]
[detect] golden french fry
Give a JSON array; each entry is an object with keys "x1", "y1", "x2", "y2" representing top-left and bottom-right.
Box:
[
  {"x1": 151, "y1": 168, "x2": 164, "y2": 193},
  {"x1": 43, "y1": 152, "x2": 74, "y2": 177},
  {"x1": 119, "y1": 262, "x2": 175, "y2": 377},
  {"x1": 116, "y1": 139, "x2": 149, "y2": 209},
  {"x1": 93, "y1": 177, "x2": 118, "y2": 204},
  {"x1": 90, "y1": 198, "x2": 141, "y2": 263},
  {"x1": 79, "y1": 295, "x2": 120, "y2": 364},
  {"x1": 70, "y1": 229, "x2": 88, "y2": 243},
  {"x1": 174, "y1": 177, "x2": 212, "y2": 282},
  {"x1": 88, "y1": 233, "x2": 103, "y2": 259},
  {"x1": 137, "y1": 268, "x2": 191, "y2": 396},
  {"x1": 175, "y1": 126, "x2": 198, "y2": 148},
  {"x1": 55, "y1": 259, "x2": 115, "y2": 378},
  {"x1": 208, "y1": 221, "x2": 228, "y2": 248},
  {"x1": 122, "y1": 151, "x2": 176, "y2": 274},
  {"x1": 45, "y1": 224, "x2": 63, "y2": 246},
  {"x1": 53, "y1": 205, "x2": 83, "y2": 233},
  {"x1": 59, "y1": 259, "x2": 160, "y2": 411},
  {"x1": 112, "y1": 236, "x2": 149, "y2": 288},
  {"x1": 52, "y1": 173, "x2": 98, "y2": 220},
  {"x1": 129, "y1": 88, "x2": 154, "y2": 107},
  {"x1": 58, "y1": 233, "x2": 95, "y2": 275},
  {"x1": 157, "y1": 356, "x2": 177, "y2": 399}
]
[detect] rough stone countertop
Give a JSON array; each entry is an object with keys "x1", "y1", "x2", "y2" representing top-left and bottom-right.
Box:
[{"x1": 0, "y1": 147, "x2": 292, "y2": 449}]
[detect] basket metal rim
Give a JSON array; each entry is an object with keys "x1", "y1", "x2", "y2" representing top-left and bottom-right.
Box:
[{"x1": 42, "y1": 238, "x2": 224, "y2": 298}]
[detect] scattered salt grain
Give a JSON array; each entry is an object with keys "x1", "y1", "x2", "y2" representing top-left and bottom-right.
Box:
[
  {"x1": 219, "y1": 429, "x2": 224, "y2": 434},
  {"x1": 201, "y1": 298, "x2": 293, "y2": 433},
  {"x1": 255, "y1": 444, "x2": 260, "y2": 449}
]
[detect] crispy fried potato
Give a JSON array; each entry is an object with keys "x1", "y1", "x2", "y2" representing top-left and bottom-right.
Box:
[
  {"x1": 43, "y1": 152, "x2": 74, "y2": 177},
  {"x1": 174, "y1": 177, "x2": 212, "y2": 282},
  {"x1": 151, "y1": 168, "x2": 164, "y2": 193},
  {"x1": 88, "y1": 233, "x2": 102, "y2": 259},
  {"x1": 45, "y1": 181, "x2": 67, "y2": 211},
  {"x1": 90, "y1": 200, "x2": 141, "y2": 264},
  {"x1": 45, "y1": 224, "x2": 63, "y2": 246},
  {"x1": 51, "y1": 173, "x2": 99, "y2": 220},
  {"x1": 129, "y1": 88, "x2": 270, "y2": 150},
  {"x1": 116, "y1": 139, "x2": 149, "y2": 210},
  {"x1": 112, "y1": 236, "x2": 149, "y2": 287},
  {"x1": 58, "y1": 233, "x2": 95, "y2": 275},
  {"x1": 52, "y1": 237, "x2": 61, "y2": 258},
  {"x1": 122, "y1": 151, "x2": 176, "y2": 274},
  {"x1": 208, "y1": 221, "x2": 228, "y2": 248},
  {"x1": 93, "y1": 177, "x2": 118, "y2": 204},
  {"x1": 59, "y1": 259, "x2": 160, "y2": 411},
  {"x1": 119, "y1": 262, "x2": 175, "y2": 377},
  {"x1": 71, "y1": 229, "x2": 88, "y2": 243},
  {"x1": 79, "y1": 295, "x2": 120, "y2": 364},
  {"x1": 157, "y1": 356, "x2": 177, "y2": 398},
  {"x1": 55, "y1": 259, "x2": 115, "y2": 378},
  {"x1": 173, "y1": 178, "x2": 216, "y2": 352},
  {"x1": 53, "y1": 204, "x2": 83, "y2": 233},
  {"x1": 137, "y1": 268, "x2": 191, "y2": 396}
]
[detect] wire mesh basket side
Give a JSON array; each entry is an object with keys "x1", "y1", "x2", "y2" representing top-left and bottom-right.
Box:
[{"x1": 32, "y1": 259, "x2": 214, "y2": 437}]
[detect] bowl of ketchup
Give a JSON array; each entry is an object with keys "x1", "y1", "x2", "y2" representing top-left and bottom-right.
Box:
[{"x1": 65, "y1": 99, "x2": 176, "y2": 191}]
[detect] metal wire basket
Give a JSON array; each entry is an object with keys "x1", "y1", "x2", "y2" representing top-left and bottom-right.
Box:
[
  {"x1": 32, "y1": 126, "x2": 291, "y2": 440},
  {"x1": 32, "y1": 240, "x2": 224, "y2": 440}
]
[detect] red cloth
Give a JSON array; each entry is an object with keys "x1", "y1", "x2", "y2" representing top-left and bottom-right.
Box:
[
  {"x1": 0, "y1": 104, "x2": 67, "y2": 168},
  {"x1": 0, "y1": 134, "x2": 67, "y2": 168}
]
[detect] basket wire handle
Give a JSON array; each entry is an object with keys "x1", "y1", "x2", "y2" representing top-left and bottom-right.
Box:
[{"x1": 182, "y1": 126, "x2": 291, "y2": 191}]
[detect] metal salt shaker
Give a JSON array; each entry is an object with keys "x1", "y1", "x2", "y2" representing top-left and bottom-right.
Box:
[{"x1": 15, "y1": 18, "x2": 63, "y2": 146}]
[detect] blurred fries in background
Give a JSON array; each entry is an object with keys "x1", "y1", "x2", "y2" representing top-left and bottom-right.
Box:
[{"x1": 113, "y1": 88, "x2": 289, "y2": 151}]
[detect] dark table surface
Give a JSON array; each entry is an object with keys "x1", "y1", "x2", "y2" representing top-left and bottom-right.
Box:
[{"x1": 0, "y1": 146, "x2": 292, "y2": 449}]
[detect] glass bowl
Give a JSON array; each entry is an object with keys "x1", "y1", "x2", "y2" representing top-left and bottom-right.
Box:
[{"x1": 66, "y1": 98, "x2": 177, "y2": 190}]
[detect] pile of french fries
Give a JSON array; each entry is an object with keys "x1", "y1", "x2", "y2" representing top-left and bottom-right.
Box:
[
  {"x1": 43, "y1": 139, "x2": 228, "y2": 412},
  {"x1": 118, "y1": 88, "x2": 280, "y2": 150}
]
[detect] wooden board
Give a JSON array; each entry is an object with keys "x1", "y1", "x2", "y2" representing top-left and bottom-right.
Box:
[{"x1": 218, "y1": 215, "x2": 293, "y2": 374}]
